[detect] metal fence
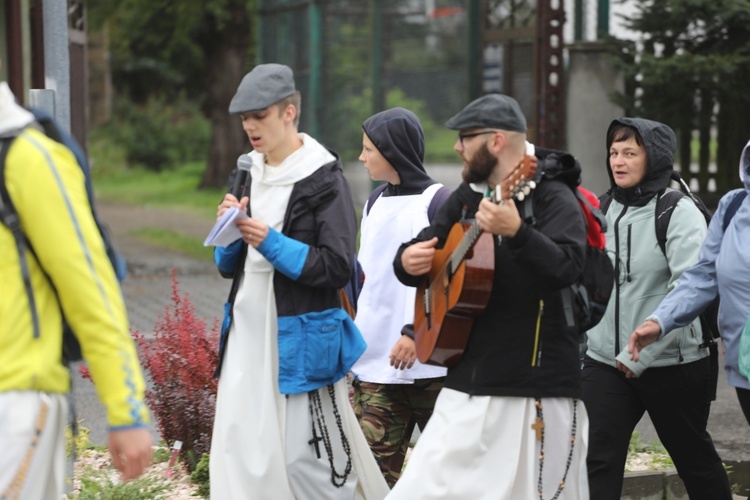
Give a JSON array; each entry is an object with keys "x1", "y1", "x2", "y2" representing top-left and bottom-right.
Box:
[{"x1": 259, "y1": 0, "x2": 471, "y2": 164}]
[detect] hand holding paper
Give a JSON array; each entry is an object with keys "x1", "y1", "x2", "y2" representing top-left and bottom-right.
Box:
[{"x1": 204, "y1": 206, "x2": 249, "y2": 247}]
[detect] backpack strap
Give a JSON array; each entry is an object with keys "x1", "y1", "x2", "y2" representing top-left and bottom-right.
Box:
[
  {"x1": 655, "y1": 172, "x2": 714, "y2": 257},
  {"x1": 723, "y1": 190, "x2": 747, "y2": 231},
  {"x1": 427, "y1": 185, "x2": 452, "y2": 223},
  {"x1": 518, "y1": 171, "x2": 579, "y2": 327},
  {"x1": 654, "y1": 188, "x2": 685, "y2": 257},
  {"x1": 365, "y1": 183, "x2": 388, "y2": 216},
  {"x1": 654, "y1": 180, "x2": 722, "y2": 346},
  {"x1": 0, "y1": 136, "x2": 42, "y2": 339}
]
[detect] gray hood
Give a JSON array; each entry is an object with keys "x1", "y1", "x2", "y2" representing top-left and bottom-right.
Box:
[{"x1": 606, "y1": 117, "x2": 676, "y2": 207}]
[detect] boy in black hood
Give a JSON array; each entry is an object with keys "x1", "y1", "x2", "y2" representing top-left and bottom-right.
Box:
[{"x1": 351, "y1": 107, "x2": 449, "y2": 487}]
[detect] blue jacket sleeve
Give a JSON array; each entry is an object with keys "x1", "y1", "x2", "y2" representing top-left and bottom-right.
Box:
[
  {"x1": 214, "y1": 239, "x2": 243, "y2": 275},
  {"x1": 256, "y1": 227, "x2": 310, "y2": 280}
]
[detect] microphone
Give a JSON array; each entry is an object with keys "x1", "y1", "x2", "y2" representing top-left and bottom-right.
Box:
[{"x1": 231, "y1": 154, "x2": 253, "y2": 199}]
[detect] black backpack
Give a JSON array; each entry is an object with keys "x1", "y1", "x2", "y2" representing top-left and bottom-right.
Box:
[
  {"x1": 0, "y1": 114, "x2": 126, "y2": 364},
  {"x1": 523, "y1": 151, "x2": 614, "y2": 334}
]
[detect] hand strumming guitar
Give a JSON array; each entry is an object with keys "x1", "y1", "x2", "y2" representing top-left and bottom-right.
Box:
[{"x1": 401, "y1": 237, "x2": 439, "y2": 276}]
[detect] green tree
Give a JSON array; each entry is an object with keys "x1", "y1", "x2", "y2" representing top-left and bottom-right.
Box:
[
  {"x1": 612, "y1": 0, "x2": 750, "y2": 203},
  {"x1": 88, "y1": 0, "x2": 255, "y2": 188}
]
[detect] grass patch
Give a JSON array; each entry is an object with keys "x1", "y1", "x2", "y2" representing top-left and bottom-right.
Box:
[
  {"x1": 89, "y1": 131, "x2": 222, "y2": 218},
  {"x1": 91, "y1": 161, "x2": 223, "y2": 219},
  {"x1": 76, "y1": 471, "x2": 172, "y2": 500},
  {"x1": 130, "y1": 227, "x2": 213, "y2": 260}
]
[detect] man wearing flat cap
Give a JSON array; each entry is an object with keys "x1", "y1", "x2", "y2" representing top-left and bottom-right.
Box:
[
  {"x1": 210, "y1": 63, "x2": 388, "y2": 499},
  {"x1": 389, "y1": 94, "x2": 590, "y2": 499}
]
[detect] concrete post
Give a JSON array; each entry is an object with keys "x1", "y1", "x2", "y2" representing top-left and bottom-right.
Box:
[
  {"x1": 42, "y1": 0, "x2": 70, "y2": 133},
  {"x1": 566, "y1": 41, "x2": 624, "y2": 196}
]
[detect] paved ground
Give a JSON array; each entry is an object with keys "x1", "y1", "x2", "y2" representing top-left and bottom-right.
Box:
[
  {"x1": 72, "y1": 202, "x2": 228, "y2": 447},
  {"x1": 73, "y1": 164, "x2": 750, "y2": 496}
]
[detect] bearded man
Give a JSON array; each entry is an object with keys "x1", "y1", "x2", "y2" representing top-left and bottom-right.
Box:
[{"x1": 388, "y1": 94, "x2": 590, "y2": 499}]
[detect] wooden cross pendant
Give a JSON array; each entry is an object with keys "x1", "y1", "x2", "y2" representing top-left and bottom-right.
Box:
[{"x1": 531, "y1": 416, "x2": 545, "y2": 441}]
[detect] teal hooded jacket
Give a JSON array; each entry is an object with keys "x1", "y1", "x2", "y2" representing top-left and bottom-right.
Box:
[{"x1": 585, "y1": 118, "x2": 709, "y2": 376}]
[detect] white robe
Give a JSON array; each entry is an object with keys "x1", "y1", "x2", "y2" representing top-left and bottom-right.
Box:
[
  {"x1": 210, "y1": 135, "x2": 389, "y2": 499},
  {"x1": 387, "y1": 389, "x2": 590, "y2": 500},
  {"x1": 352, "y1": 184, "x2": 447, "y2": 384}
]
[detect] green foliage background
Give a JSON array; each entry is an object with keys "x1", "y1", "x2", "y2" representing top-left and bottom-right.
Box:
[{"x1": 611, "y1": 0, "x2": 750, "y2": 202}]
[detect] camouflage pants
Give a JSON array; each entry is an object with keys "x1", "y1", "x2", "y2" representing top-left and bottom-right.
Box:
[{"x1": 351, "y1": 377, "x2": 444, "y2": 488}]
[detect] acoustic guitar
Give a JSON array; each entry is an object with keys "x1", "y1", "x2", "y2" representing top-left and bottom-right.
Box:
[{"x1": 413, "y1": 156, "x2": 538, "y2": 367}]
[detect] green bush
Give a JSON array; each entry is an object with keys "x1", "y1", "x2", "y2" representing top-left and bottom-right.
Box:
[
  {"x1": 334, "y1": 87, "x2": 459, "y2": 165},
  {"x1": 152, "y1": 446, "x2": 171, "y2": 464},
  {"x1": 98, "y1": 95, "x2": 210, "y2": 171},
  {"x1": 190, "y1": 453, "x2": 210, "y2": 498},
  {"x1": 76, "y1": 471, "x2": 171, "y2": 499}
]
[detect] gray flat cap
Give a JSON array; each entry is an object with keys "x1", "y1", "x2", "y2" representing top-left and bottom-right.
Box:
[
  {"x1": 229, "y1": 63, "x2": 296, "y2": 115},
  {"x1": 445, "y1": 94, "x2": 527, "y2": 133}
]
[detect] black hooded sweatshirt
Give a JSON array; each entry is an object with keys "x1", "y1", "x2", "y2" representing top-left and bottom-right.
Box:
[{"x1": 362, "y1": 107, "x2": 439, "y2": 199}]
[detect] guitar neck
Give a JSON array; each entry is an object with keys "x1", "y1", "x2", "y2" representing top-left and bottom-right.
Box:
[
  {"x1": 449, "y1": 219, "x2": 483, "y2": 274},
  {"x1": 446, "y1": 154, "x2": 536, "y2": 276}
]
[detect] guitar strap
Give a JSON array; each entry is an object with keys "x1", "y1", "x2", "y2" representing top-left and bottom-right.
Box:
[{"x1": 521, "y1": 166, "x2": 544, "y2": 227}]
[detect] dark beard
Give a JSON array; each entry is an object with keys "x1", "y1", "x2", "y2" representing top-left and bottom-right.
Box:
[{"x1": 462, "y1": 142, "x2": 497, "y2": 184}]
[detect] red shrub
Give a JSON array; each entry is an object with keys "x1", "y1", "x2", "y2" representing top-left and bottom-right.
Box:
[{"x1": 132, "y1": 270, "x2": 220, "y2": 472}]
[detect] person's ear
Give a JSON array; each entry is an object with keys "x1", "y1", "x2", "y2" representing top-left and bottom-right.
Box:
[
  {"x1": 488, "y1": 131, "x2": 506, "y2": 154},
  {"x1": 284, "y1": 104, "x2": 297, "y2": 125}
]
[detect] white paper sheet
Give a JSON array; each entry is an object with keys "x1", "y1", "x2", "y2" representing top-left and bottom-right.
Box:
[{"x1": 203, "y1": 206, "x2": 249, "y2": 247}]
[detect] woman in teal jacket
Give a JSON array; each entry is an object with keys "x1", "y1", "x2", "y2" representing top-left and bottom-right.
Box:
[{"x1": 581, "y1": 118, "x2": 732, "y2": 499}]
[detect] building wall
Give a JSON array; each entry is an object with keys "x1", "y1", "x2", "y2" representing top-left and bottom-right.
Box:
[{"x1": 566, "y1": 41, "x2": 624, "y2": 196}]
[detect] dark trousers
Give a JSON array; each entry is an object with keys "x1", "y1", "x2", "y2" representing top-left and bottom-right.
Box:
[
  {"x1": 738, "y1": 387, "x2": 750, "y2": 426},
  {"x1": 582, "y1": 356, "x2": 732, "y2": 500}
]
